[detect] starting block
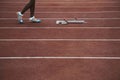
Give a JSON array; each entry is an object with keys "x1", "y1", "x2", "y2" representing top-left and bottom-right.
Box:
[{"x1": 56, "y1": 18, "x2": 86, "y2": 25}]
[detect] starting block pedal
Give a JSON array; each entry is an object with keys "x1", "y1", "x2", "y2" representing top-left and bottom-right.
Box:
[{"x1": 56, "y1": 18, "x2": 86, "y2": 25}]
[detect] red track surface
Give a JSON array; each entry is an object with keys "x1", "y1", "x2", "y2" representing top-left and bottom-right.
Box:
[{"x1": 0, "y1": 0, "x2": 120, "y2": 80}]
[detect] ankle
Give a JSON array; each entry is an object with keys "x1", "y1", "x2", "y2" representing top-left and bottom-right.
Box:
[{"x1": 19, "y1": 12, "x2": 23, "y2": 16}]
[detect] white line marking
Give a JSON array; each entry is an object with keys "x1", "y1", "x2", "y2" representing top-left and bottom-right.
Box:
[
  {"x1": 0, "y1": 2, "x2": 119, "y2": 3},
  {"x1": 0, "y1": 11, "x2": 120, "y2": 13},
  {"x1": 0, "y1": 27, "x2": 120, "y2": 29},
  {"x1": 32, "y1": 6, "x2": 120, "y2": 7},
  {"x1": 0, "y1": 57, "x2": 120, "y2": 60},
  {"x1": 0, "y1": 39, "x2": 120, "y2": 41},
  {"x1": 0, "y1": 18, "x2": 120, "y2": 20},
  {"x1": 0, "y1": 6, "x2": 120, "y2": 8}
]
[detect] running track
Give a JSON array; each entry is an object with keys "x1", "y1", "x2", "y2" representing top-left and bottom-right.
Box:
[{"x1": 0, "y1": 0, "x2": 120, "y2": 80}]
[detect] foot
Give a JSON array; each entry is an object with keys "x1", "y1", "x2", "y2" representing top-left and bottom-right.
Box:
[
  {"x1": 29, "y1": 16, "x2": 41, "y2": 23},
  {"x1": 16, "y1": 12, "x2": 24, "y2": 24}
]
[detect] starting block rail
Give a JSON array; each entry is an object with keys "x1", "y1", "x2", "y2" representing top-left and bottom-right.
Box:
[{"x1": 56, "y1": 18, "x2": 86, "y2": 24}]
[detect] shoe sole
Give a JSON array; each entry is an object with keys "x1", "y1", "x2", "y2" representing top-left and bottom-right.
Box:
[
  {"x1": 18, "y1": 21, "x2": 24, "y2": 24},
  {"x1": 32, "y1": 20, "x2": 42, "y2": 23}
]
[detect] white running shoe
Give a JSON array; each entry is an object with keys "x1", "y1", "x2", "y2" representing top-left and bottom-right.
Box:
[
  {"x1": 29, "y1": 16, "x2": 41, "y2": 23},
  {"x1": 16, "y1": 12, "x2": 24, "y2": 24}
]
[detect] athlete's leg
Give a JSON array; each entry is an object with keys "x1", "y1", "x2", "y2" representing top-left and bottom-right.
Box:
[
  {"x1": 30, "y1": 0, "x2": 35, "y2": 17},
  {"x1": 29, "y1": 0, "x2": 41, "y2": 23},
  {"x1": 17, "y1": 0, "x2": 34, "y2": 23},
  {"x1": 17, "y1": 0, "x2": 41, "y2": 23},
  {"x1": 21, "y1": 0, "x2": 35, "y2": 14}
]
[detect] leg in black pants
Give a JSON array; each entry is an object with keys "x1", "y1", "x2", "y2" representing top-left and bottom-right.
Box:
[
  {"x1": 17, "y1": 0, "x2": 41, "y2": 23},
  {"x1": 21, "y1": 0, "x2": 35, "y2": 17}
]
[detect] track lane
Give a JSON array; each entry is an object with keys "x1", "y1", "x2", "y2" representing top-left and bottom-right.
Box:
[
  {"x1": 1, "y1": 2, "x2": 120, "y2": 6},
  {"x1": 0, "y1": 6, "x2": 120, "y2": 12},
  {"x1": 0, "y1": 28, "x2": 120, "y2": 39},
  {"x1": 0, "y1": 12, "x2": 120, "y2": 18},
  {"x1": 0, "y1": 41, "x2": 120, "y2": 57},
  {"x1": 0, "y1": 19, "x2": 119, "y2": 27}
]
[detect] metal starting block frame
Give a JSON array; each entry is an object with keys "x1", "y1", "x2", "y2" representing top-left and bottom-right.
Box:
[{"x1": 56, "y1": 18, "x2": 86, "y2": 25}]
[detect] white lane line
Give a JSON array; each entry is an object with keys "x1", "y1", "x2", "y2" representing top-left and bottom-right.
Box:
[
  {"x1": 0, "y1": 5, "x2": 120, "y2": 8},
  {"x1": 0, "y1": 2, "x2": 119, "y2": 3},
  {"x1": 0, "y1": 39, "x2": 120, "y2": 41},
  {"x1": 0, "y1": 11, "x2": 120, "y2": 13},
  {"x1": 0, "y1": 18, "x2": 120, "y2": 20},
  {"x1": 0, "y1": 27, "x2": 120, "y2": 29},
  {"x1": 0, "y1": 57, "x2": 120, "y2": 60}
]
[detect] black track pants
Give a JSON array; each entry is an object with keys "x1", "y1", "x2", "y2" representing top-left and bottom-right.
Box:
[{"x1": 21, "y1": 0, "x2": 35, "y2": 17}]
